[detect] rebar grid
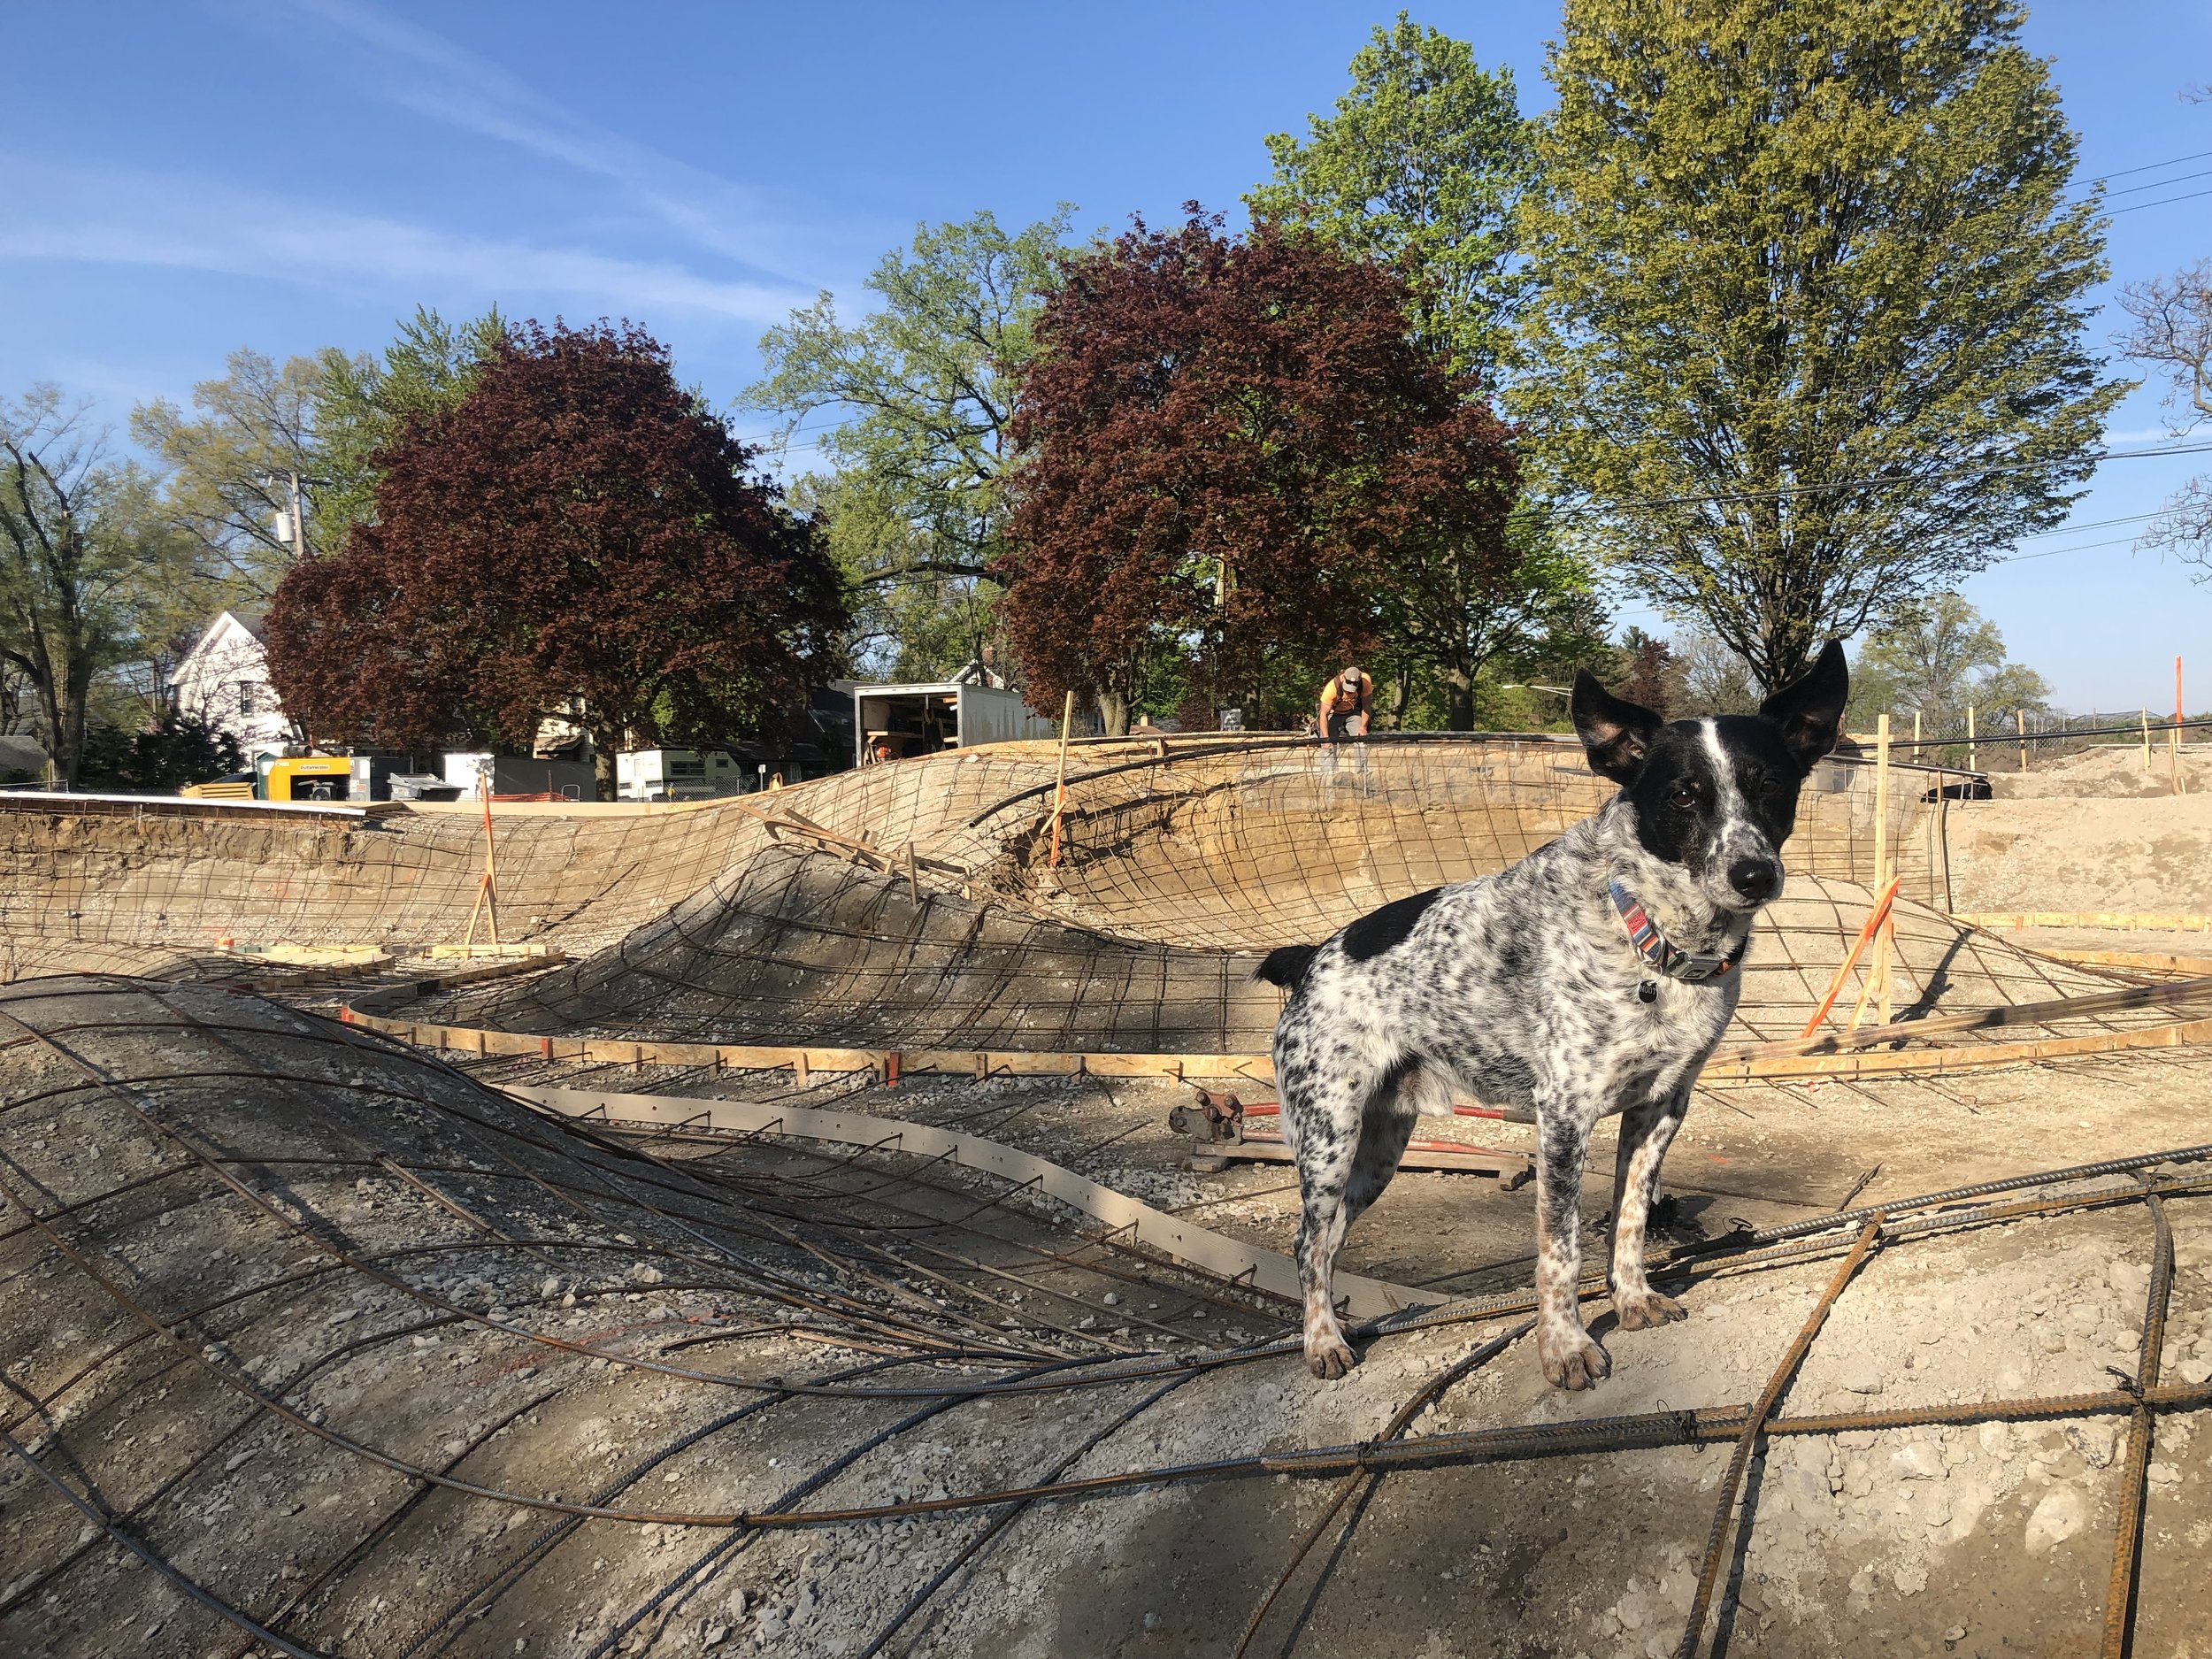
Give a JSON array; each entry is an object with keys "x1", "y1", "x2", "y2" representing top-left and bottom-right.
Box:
[
  {"x1": 408, "y1": 845, "x2": 2194, "y2": 1075},
  {"x1": 973, "y1": 742, "x2": 1953, "y2": 949},
  {"x1": 8, "y1": 975, "x2": 2209, "y2": 1657},
  {"x1": 0, "y1": 976, "x2": 1294, "y2": 1657},
  {"x1": 15, "y1": 733, "x2": 2208, "y2": 1082}
]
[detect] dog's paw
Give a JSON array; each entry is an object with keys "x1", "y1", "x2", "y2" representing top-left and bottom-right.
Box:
[
  {"x1": 1304, "y1": 1327, "x2": 1357, "y2": 1380},
  {"x1": 1537, "y1": 1325, "x2": 1611, "y2": 1391},
  {"x1": 1613, "y1": 1288, "x2": 1687, "y2": 1332}
]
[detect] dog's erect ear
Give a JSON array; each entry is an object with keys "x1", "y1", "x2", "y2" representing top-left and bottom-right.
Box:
[
  {"x1": 1571, "y1": 669, "x2": 1663, "y2": 785},
  {"x1": 1759, "y1": 640, "x2": 1850, "y2": 772}
]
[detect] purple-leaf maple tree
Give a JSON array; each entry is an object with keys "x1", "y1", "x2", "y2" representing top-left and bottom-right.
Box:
[
  {"x1": 266, "y1": 320, "x2": 848, "y2": 793},
  {"x1": 998, "y1": 206, "x2": 1517, "y2": 733}
]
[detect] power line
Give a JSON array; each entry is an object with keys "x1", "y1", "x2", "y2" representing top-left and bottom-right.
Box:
[
  {"x1": 2085, "y1": 146, "x2": 2212, "y2": 184},
  {"x1": 1555, "y1": 438, "x2": 2212, "y2": 515},
  {"x1": 1993, "y1": 531, "x2": 2154, "y2": 565},
  {"x1": 2103, "y1": 165, "x2": 2212, "y2": 200},
  {"x1": 2108, "y1": 185, "x2": 2212, "y2": 217},
  {"x1": 2013, "y1": 509, "x2": 2170, "y2": 541}
]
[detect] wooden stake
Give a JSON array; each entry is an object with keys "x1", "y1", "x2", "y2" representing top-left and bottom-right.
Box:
[
  {"x1": 1871, "y1": 713, "x2": 1893, "y2": 1025},
  {"x1": 1912, "y1": 709, "x2": 1923, "y2": 754},
  {"x1": 460, "y1": 782, "x2": 502, "y2": 949},
  {"x1": 1871, "y1": 713, "x2": 1889, "y2": 904},
  {"x1": 1936, "y1": 788, "x2": 1954, "y2": 913},
  {"x1": 2143, "y1": 708, "x2": 2153, "y2": 772},
  {"x1": 1801, "y1": 875, "x2": 1901, "y2": 1038},
  {"x1": 1966, "y1": 704, "x2": 1977, "y2": 773},
  {"x1": 1048, "y1": 687, "x2": 1075, "y2": 869},
  {"x1": 2016, "y1": 707, "x2": 2028, "y2": 776},
  {"x1": 2175, "y1": 656, "x2": 2185, "y2": 795}
]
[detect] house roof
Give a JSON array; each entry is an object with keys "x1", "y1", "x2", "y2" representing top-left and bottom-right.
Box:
[{"x1": 176, "y1": 609, "x2": 270, "y2": 677}]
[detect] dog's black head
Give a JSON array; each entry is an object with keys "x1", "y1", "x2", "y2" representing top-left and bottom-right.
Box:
[{"x1": 1570, "y1": 641, "x2": 1848, "y2": 913}]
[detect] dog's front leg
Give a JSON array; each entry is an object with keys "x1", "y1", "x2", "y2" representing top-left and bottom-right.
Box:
[
  {"x1": 1532, "y1": 1104, "x2": 1609, "y2": 1390},
  {"x1": 1609, "y1": 1088, "x2": 1692, "y2": 1331}
]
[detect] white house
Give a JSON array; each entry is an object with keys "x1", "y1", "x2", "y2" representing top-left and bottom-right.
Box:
[{"x1": 169, "y1": 610, "x2": 297, "y2": 757}]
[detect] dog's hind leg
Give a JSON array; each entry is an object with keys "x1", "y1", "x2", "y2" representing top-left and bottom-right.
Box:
[
  {"x1": 1343, "y1": 1062, "x2": 1424, "y2": 1226},
  {"x1": 1284, "y1": 1057, "x2": 1423, "y2": 1379},
  {"x1": 1532, "y1": 1103, "x2": 1609, "y2": 1390},
  {"x1": 1608, "y1": 1086, "x2": 1692, "y2": 1332}
]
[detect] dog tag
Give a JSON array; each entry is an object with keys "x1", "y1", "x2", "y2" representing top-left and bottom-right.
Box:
[{"x1": 1638, "y1": 980, "x2": 1658, "y2": 1003}]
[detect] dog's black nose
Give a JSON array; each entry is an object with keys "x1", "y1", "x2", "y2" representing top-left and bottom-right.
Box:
[{"x1": 1727, "y1": 858, "x2": 1780, "y2": 902}]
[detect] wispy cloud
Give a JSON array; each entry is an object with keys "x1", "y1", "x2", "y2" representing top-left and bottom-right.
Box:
[
  {"x1": 265, "y1": 0, "x2": 816, "y2": 284},
  {"x1": 1, "y1": 156, "x2": 810, "y2": 326}
]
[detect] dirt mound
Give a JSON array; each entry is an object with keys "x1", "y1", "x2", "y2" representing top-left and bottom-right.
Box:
[
  {"x1": 1949, "y1": 792, "x2": 2212, "y2": 915},
  {"x1": 1992, "y1": 743, "x2": 2212, "y2": 800}
]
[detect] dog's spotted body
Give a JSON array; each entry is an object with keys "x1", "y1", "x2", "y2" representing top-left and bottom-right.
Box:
[{"x1": 1259, "y1": 644, "x2": 1848, "y2": 1386}]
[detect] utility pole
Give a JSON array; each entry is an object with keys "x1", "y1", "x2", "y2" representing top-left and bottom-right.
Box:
[{"x1": 269, "y1": 471, "x2": 314, "y2": 560}]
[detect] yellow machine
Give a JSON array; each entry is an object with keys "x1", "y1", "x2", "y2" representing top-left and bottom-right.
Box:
[
  {"x1": 182, "y1": 756, "x2": 354, "y2": 802},
  {"x1": 258, "y1": 756, "x2": 354, "y2": 802}
]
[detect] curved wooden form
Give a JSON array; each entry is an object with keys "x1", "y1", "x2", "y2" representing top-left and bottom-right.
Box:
[{"x1": 506, "y1": 1083, "x2": 1429, "y2": 1317}]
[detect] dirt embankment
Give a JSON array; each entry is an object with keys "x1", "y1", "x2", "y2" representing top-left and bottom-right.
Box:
[{"x1": 1948, "y1": 794, "x2": 2212, "y2": 916}]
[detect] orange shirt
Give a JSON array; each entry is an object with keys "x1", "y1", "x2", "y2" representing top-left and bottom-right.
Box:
[{"x1": 1323, "y1": 672, "x2": 1371, "y2": 717}]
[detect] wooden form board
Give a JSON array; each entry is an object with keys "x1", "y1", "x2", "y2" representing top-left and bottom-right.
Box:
[
  {"x1": 1960, "y1": 910, "x2": 2212, "y2": 933},
  {"x1": 507, "y1": 1083, "x2": 1432, "y2": 1318},
  {"x1": 340, "y1": 990, "x2": 1271, "y2": 1082},
  {"x1": 344, "y1": 992, "x2": 2212, "y2": 1087}
]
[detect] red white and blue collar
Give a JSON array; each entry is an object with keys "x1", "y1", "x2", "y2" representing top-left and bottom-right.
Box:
[{"x1": 1608, "y1": 879, "x2": 1739, "y2": 984}]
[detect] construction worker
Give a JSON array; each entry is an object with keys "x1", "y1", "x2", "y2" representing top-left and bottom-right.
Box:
[{"x1": 1317, "y1": 664, "x2": 1372, "y2": 744}]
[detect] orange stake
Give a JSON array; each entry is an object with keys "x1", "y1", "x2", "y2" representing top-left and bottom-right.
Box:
[
  {"x1": 1801, "y1": 876, "x2": 1901, "y2": 1040},
  {"x1": 1048, "y1": 688, "x2": 1074, "y2": 869},
  {"x1": 461, "y1": 776, "x2": 502, "y2": 950}
]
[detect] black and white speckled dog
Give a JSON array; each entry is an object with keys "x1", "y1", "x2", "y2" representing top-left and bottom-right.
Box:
[{"x1": 1257, "y1": 642, "x2": 1848, "y2": 1387}]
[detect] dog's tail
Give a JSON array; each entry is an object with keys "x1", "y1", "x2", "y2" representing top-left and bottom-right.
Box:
[{"x1": 1254, "y1": 944, "x2": 1320, "y2": 994}]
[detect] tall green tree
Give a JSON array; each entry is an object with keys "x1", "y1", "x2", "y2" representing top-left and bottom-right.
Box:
[
  {"x1": 131, "y1": 309, "x2": 503, "y2": 598},
  {"x1": 1248, "y1": 12, "x2": 1533, "y2": 380},
  {"x1": 1517, "y1": 0, "x2": 2126, "y2": 691},
  {"x1": 1848, "y1": 592, "x2": 2048, "y2": 725},
  {"x1": 1371, "y1": 513, "x2": 1606, "y2": 729},
  {"x1": 1250, "y1": 19, "x2": 1593, "y2": 728},
  {"x1": 131, "y1": 348, "x2": 324, "y2": 598},
  {"x1": 314, "y1": 306, "x2": 507, "y2": 544},
  {"x1": 2, "y1": 388, "x2": 203, "y2": 787},
  {"x1": 746, "y1": 210, "x2": 1067, "y2": 676}
]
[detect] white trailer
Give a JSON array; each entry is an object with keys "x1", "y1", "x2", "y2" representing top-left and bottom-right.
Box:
[
  {"x1": 615, "y1": 748, "x2": 747, "y2": 803},
  {"x1": 851, "y1": 680, "x2": 1057, "y2": 767}
]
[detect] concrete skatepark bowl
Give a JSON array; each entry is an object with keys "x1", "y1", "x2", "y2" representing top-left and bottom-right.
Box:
[{"x1": 4, "y1": 734, "x2": 2211, "y2": 1657}]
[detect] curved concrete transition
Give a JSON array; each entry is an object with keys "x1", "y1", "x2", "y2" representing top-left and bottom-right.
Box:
[
  {"x1": 8, "y1": 740, "x2": 2212, "y2": 1658},
  {"x1": 12, "y1": 736, "x2": 2200, "y2": 1071},
  {"x1": 6, "y1": 979, "x2": 2209, "y2": 1659}
]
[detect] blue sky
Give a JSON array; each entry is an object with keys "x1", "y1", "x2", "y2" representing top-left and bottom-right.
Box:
[{"x1": 3, "y1": 1, "x2": 2208, "y2": 710}]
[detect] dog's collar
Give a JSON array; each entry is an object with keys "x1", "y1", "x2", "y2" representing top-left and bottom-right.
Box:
[{"x1": 1608, "y1": 879, "x2": 1739, "y2": 984}]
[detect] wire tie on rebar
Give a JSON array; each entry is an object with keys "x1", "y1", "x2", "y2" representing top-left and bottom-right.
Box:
[{"x1": 2104, "y1": 1366, "x2": 2144, "y2": 1401}]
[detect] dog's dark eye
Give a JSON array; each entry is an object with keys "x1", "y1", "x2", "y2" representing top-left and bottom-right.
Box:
[{"x1": 1668, "y1": 785, "x2": 1696, "y2": 810}]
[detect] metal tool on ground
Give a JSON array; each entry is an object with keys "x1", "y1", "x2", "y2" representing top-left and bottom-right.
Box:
[{"x1": 1169, "y1": 1084, "x2": 1532, "y2": 1184}]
